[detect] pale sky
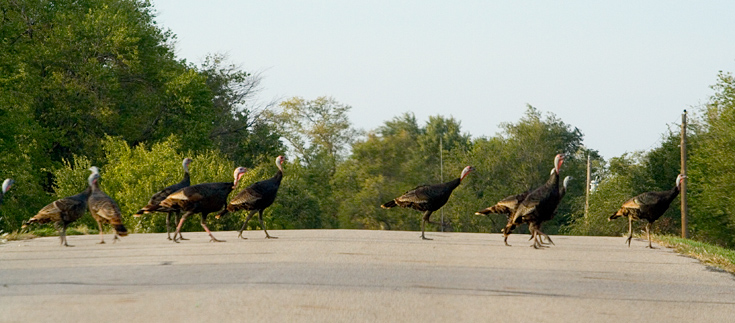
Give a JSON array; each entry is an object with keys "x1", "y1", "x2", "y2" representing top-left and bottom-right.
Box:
[{"x1": 151, "y1": 0, "x2": 735, "y2": 160}]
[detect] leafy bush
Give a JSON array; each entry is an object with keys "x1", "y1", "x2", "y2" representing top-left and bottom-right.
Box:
[
  {"x1": 564, "y1": 175, "x2": 634, "y2": 236},
  {"x1": 50, "y1": 136, "x2": 240, "y2": 234}
]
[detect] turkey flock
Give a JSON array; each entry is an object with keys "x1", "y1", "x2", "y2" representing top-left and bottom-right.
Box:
[{"x1": 6, "y1": 153, "x2": 683, "y2": 249}]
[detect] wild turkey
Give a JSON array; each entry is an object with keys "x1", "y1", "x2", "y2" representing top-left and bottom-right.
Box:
[
  {"x1": 609, "y1": 174, "x2": 684, "y2": 248},
  {"x1": 503, "y1": 154, "x2": 565, "y2": 248},
  {"x1": 503, "y1": 168, "x2": 557, "y2": 248},
  {"x1": 134, "y1": 157, "x2": 192, "y2": 240},
  {"x1": 529, "y1": 175, "x2": 572, "y2": 246},
  {"x1": 475, "y1": 189, "x2": 530, "y2": 237},
  {"x1": 553, "y1": 176, "x2": 572, "y2": 215},
  {"x1": 381, "y1": 166, "x2": 475, "y2": 240},
  {"x1": 160, "y1": 167, "x2": 247, "y2": 243},
  {"x1": 0, "y1": 178, "x2": 14, "y2": 207},
  {"x1": 475, "y1": 190, "x2": 530, "y2": 219},
  {"x1": 23, "y1": 174, "x2": 93, "y2": 246},
  {"x1": 560, "y1": 176, "x2": 571, "y2": 198},
  {"x1": 87, "y1": 167, "x2": 128, "y2": 244},
  {"x1": 217, "y1": 156, "x2": 285, "y2": 239}
]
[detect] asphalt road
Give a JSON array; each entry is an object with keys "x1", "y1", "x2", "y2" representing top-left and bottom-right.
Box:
[{"x1": 1, "y1": 229, "x2": 734, "y2": 322}]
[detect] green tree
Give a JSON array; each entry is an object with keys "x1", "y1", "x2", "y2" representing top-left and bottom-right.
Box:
[
  {"x1": 265, "y1": 96, "x2": 359, "y2": 228},
  {"x1": 332, "y1": 110, "x2": 588, "y2": 234},
  {"x1": 565, "y1": 133, "x2": 683, "y2": 238},
  {"x1": 0, "y1": 97, "x2": 49, "y2": 232},
  {"x1": 268, "y1": 96, "x2": 358, "y2": 168},
  {"x1": 0, "y1": 0, "x2": 240, "y2": 178},
  {"x1": 445, "y1": 106, "x2": 593, "y2": 234},
  {"x1": 687, "y1": 71, "x2": 735, "y2": 247},
  {"x1": 199, "y1": 54, "x2": 283, "y2": 167},
  {"x1": 0, "y1": 0, "x2": 280, "y2": 234},
  {"x1": 49, "y1": 136, "x2": 243, "y2": 234}
]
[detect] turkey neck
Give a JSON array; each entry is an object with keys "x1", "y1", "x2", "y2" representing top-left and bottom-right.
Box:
[
  {"x1": 273, "y1": 168, "x2": 283, "y2": 184},
  {"x1": 81, "y1": 186, "x2": 93, "y2": 198},
  {"x1": 664, "y1": 184, "x2": 681, "y2": 201},
  {"x1": 444, "y1": 177, "x2": 462, "y2": 191},
  {"x1": 181, "y1": 170, "x2": 191, "y2": 186},
  {"x1": 90, "y1": 180, "x2": 101, "y2": 193},
  {"x1": 546, "y1": 171, "x2": 560, "y2": 188}
]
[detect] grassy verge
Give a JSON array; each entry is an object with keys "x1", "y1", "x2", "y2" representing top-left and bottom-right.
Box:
[{"x1": 652, "y1": 234, "x2": 735, "y2": 274}]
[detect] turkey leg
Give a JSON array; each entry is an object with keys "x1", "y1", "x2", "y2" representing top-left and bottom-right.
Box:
[
  {"x1": 173, "y1": 212, "x2": 187, "y2": 240},
  {"x1": 626, "y1": 216, "x2": 633, "y2": 247},
  {"x1": 166, "y1": 212, "x2": 173, "y2": 240},
  {"x1": 59, "y1": 222, "x2": 72, "y2": 247},
  {"x1": 420, "y1": 211, "x2": 433, "y2": 240},
  {"x1": 502, "y1": 224, "x2": 515, "y2": 246},
  {"x1": 258, "y1": 210, "x2": 277, "y2": 239},
  {"x1": 528, "y1": 223, "x2": 548, "y2": 249},
  {"x1": 200, "y1": 213, "x2": 224, "y2": 242},
  {"x1": 96, "y1": 220, "x2": 106, "y2": 244},
  {"x1": 537, "y1": 230, "x2": 554, "y2": 246},
  {"x1": 238, "y1": 210, "x2": 258, "y2": 239},
  {"x1": 645, "y1": 222, "x2": 656, "y2": 249},
  {"x1": 172, "y1": 211, "x2": 192, "y2": 243}
]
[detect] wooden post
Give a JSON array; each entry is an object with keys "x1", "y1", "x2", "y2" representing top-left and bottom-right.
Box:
[
  {"x1": 681, "y1": 110, "x2": 688, "y2": 239},
  {"x1": 585, "y1": 155, "x2": 590, "y2": 219},
  {"x1": 440, "y1": 137, "x2": 444, "y2": 232}
]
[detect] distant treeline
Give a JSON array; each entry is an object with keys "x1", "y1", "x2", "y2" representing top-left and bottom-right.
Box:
[{"x1": 2, "y1": 0, "x2": 734, "y2": 248}]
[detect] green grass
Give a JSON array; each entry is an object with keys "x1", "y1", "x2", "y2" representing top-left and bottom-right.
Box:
[{"x1": 652, "y1": 234, "x2": 735, "y2": 274}]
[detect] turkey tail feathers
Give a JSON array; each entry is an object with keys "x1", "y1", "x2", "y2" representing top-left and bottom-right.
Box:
[
  {"x1": 381, "y1": 200, "x2": 397, "y2": 209},
  {"x1": 475, "y1": 208, "x2": 491, "y2": 215},
  {"x1": 114, "y1": 224, "x2": 128, "y2": 237},
  {"x1": 475, "y1": 205, "x2": 503, "y2": 215},
  {"x1": 215, "y1": 209, "x2": 229, "y2": 219}
]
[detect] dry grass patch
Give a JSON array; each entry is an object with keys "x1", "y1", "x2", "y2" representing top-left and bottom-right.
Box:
[
  {"x1": 653, "y1": 235, "x2": 735, "y2": 274},
  {"x1": 1, "y1": 231, "x2": 37, "y2": 242}
]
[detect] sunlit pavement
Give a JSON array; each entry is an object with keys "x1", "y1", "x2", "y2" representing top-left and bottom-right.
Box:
[{"x1": 1, "y1": 229, "x2": 734, "y2": 322}]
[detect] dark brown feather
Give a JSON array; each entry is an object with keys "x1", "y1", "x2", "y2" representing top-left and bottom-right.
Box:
[
  {"x1": 136, "y1": 171, "x2": 190, "y2": 215},
  {"x1": 609, "y1": 186, "x2": 680, "y2": 223},
  {"x1": 475, "y1": 191, "x2": 530, "y2": 218},
  {"x1": 25, "y1": 187, "x2": 91, "y2": 227},
  {"x1": 88, "y1": 178, "x2": 128, "y2": 237},
  {"x1": 161, "y1": 182, "x2": 236, "y2": 215}
]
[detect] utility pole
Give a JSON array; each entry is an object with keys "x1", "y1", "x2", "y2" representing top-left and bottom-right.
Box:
[
  {"x1": 681, "y1": 110, "x2": 688, "y2": 239},
  {"x1": 440, "y1": 137, "x2": 444, "y2": 232},
  {"x1": 585, "y1": 155, "x2": 590, "y2": 219}
]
